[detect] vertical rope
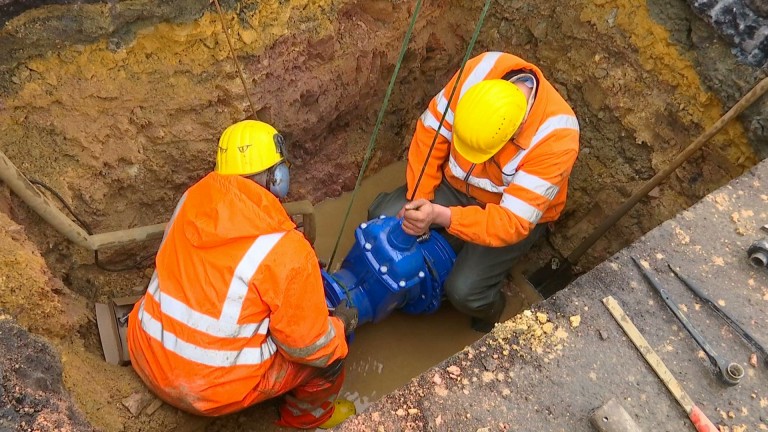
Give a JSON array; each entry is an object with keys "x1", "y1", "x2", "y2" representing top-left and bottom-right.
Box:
[
  {"x1": 409, "y1": 0, "x2": 493, "y2": 200},
  {"x1": 212, "y1": 0, "x2": 258, "y2": 118},
  {"x1": 326, "y1": 0, "x2": 425, "y2": 270}
]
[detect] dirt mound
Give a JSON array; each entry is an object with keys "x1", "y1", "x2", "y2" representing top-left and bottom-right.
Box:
[{"x1": 0, "y1": 317, "x2": 93, "y2": 432}]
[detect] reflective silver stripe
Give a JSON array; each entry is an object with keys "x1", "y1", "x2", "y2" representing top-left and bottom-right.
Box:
[
  {"x1": 511, "y1": 171, "x2": 559, "y2": 200},
  {"x1": 500, "y1": 193, "x2": 543, "y2": 224},
  {"x1": 273, "y1": 318, "x2": 337, "y2": 366},
  {"x1": 435, "y1": 90, "x2": 455, "y2": 126},
  {"x1": 420, "y1": 110, "x2": 452, "y2": 140},
  {"x1": 220, "y1": 232, "x2": 286, "y2": 324},
  {"x1": 145, "y1": 273, "x2": 270, "y2": 338},
  {"x1": 501, "y1": 114, "x2": 580, "y2": 184},
  {"x1": 447, "y1": 156, "x2": 505, "y2": 194},
  {"x1": 138, "y1": 299, "x2": 277, "y2": 367},
  {"x1": 459, "y1": 51, "x2": 503, "y2": 98},
  {"x1": 159, "y1": 192, "x2": 188, "y2": 248},
  {"x1": 284, "y1": 395, "x2": 330, "y2": 418}
]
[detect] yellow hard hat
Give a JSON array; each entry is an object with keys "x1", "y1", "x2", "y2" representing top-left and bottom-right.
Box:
[
  {"x1": 453, "y1": 79, "x2": 527, "y2": 163},
  {"x1": 215, "y1": 120, "x2": 285, "y2": 176}
]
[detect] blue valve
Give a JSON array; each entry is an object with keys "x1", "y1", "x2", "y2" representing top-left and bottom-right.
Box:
[{"x1": 322, "y1": 216, "x2": 456, "y2": 326}]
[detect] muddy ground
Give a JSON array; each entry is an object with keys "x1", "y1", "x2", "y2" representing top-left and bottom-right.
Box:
[
  {"x1": 0, "y1": 0, "x2": 767, "y2": 430},
  {"x1": 340, "y1": 155, "x2": 768, "y2": 432}
]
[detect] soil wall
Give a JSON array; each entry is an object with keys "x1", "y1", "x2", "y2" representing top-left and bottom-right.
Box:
[{"x1": 0, "y1": 0, "x2": 766, "y2": 430}]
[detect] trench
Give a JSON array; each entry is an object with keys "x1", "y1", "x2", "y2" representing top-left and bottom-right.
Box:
[
  {"x1": 311, "y1": 161, "x2": 538, "y2": 411},
  {"x1": 0, "y1": 0, "x2": 766, "y2": 430}
]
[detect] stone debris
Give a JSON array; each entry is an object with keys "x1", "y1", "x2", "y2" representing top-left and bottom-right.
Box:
[
  {"x1": 569, "y1": 315, "x2": 581, "y2": 328},
  {"x1": 749, "y1": 353, "x2": 758, "y2": 367},
  {"x1": 145, "y1": 398, "x2": 163, "y2": 416},
  {"x1": 446, "y1": 365, "x2": 461, "y2": 377},
  {"x1": 432, "y1": 374, "x2": 442, "y2": 385},
  {"x1": 481, "y1": 357, "x2": 497, "y2": 371},
  {"x1": 407, "y1": 408, "x2": 419, "y2": 415},
  {"x1": 121, "y1": 392, "x2": 152, "y2": 416},
  {"x1": 542, "y1": 322, "x2": 554, "y2": 334},
  {"x1": 536, "y1": 312, "x2": 548, "y2": 324},
  {"x1": 395, "y1": 408, "x2": 406, "y2": 416},
  {"x1": 599, "y1": 330, "x2": 609, "y2": 340}
]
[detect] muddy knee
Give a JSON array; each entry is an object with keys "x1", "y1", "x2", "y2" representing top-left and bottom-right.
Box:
[
  {"x1": 444, "y1": 273, "x2": 496, "y2": 317},
  {"x1": 367, "y1": 186, "x2": 408, "y2": 220}
]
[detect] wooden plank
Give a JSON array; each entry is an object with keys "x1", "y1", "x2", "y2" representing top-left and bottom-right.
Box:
[{"x1": 601, "y1": 296, "x2": 694, "y2": 413}]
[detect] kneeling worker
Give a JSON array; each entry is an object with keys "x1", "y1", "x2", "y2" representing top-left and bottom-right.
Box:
[
  {"x1": 370, "y1": 52, "x2": 580, "y2": 332},
  {"x1": 128, "y1": 120, "x2": 358, "y2": 429}
]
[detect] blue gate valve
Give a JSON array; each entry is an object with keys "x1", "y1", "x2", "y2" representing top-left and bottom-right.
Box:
[{"x1": 322, "y1": 215, "x2": 456, "y2": 326}]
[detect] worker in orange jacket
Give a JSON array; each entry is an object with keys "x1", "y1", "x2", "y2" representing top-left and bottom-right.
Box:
[
  {"x1": 127, "y1": 120, "x2": 358, "y2": 429},
  {"x1": 370, "y1": 52, "x2": 580, "y2": 332}
]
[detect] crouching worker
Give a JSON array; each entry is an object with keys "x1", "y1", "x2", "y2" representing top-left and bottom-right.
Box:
[
  {"x1": 369, "y1": 52, "x2": 580, "y2": 332},
  {"x1": 127, "y1": 120, "x2": 358, "y2": 429}
]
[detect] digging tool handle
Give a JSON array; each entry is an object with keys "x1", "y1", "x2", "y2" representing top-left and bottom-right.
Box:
[
  {"x1": 567, "y1": 76, "x2": 768, "y2": 264},
  {"x1": 669, "y1": 265, "x2": 768, "y2": 365},
  {"x1": 602, "y1": 296, "x2": 719, "y2": 432},
  {"x1": 631, "y1": 259, "x2": 729, "y2": 377}
]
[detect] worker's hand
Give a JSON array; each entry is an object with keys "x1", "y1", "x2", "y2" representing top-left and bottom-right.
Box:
[
  {"x1": 400, "y1": 199, "x2": 451, "y2": 236},
  {"x1": 332, "y1": 300, "x2": 358, "y2": 335}
]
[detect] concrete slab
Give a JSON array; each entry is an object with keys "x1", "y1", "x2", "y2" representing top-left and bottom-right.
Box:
[{"x1": 340, "y1": 160, "x2": 768, "y2": 432}]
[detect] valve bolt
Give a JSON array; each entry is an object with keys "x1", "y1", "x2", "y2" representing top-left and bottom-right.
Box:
[
  {"x1": 380, "y1": 265, "x2": 388, "y2": 274},
  {"x1": 398, "y1": 280, "x2": 406, "y2": 287},
  {"x1": 364, "y1": 243, "x2": 372, "y2": 250},
  {"x1": 360, "y1": 222, "x2": 368, "y2": 229},
  {"x1": 418, "y1": 271, "x2": 425, "y2": 278}
]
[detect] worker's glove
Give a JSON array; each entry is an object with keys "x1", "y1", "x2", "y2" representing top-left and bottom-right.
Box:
[{"x1": 332, "y1": 299, "x2": 358, "y2": 335}]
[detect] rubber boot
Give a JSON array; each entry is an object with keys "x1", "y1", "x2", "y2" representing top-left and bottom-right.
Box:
[
  {"x1": 470, "y1": 294, "x2": 506, "y2": 333},
  {"x1": 318, "y1": 399, "x2": 356, "y2": 429}
]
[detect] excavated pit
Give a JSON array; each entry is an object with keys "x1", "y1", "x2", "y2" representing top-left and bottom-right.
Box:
[{"x1": 0, "y1": 0, "x2": 766, "y2": 430}]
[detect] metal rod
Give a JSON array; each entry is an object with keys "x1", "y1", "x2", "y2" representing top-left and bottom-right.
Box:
[
  {"x1": 668, "y1": 264, "x2": 768, "y2": 367},
  {"x1": 1, "y1": 147, "x2": 316, "y2": 249},
  {"x1": 567, "y1": 76, "x2": 768, "y2": 264},
  {"x1": 631, "y1": 258, "x2": 743, "y2": 386}
]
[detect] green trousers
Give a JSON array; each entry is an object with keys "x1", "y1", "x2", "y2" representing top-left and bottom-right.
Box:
[{"x1": 368, "y1": 180, "x2": 545, "y2": 323}]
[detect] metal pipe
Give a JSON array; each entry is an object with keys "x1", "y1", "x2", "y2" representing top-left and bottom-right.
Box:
[
  {"x1": 567, "y1": 76, "x2": 768, "y2": 264},
  {"x1": 1, "y1": 148, "x2": 316, "y2": 250},
  {"x1": 0, "y1": 149, "x2": 92, "y2": 249}
]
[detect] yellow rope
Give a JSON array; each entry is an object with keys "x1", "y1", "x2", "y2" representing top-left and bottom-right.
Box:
[{"x1": 212, "y1": 0, "x2": 258, "y2": 118}]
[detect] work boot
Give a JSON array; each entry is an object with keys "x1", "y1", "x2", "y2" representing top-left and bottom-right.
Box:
[
  {"x1": 470, "y1": 295, "x2": 506, "y2": 333},
  {"x1": 318, "y1": 399, "x2": 356, "y2": 429}
]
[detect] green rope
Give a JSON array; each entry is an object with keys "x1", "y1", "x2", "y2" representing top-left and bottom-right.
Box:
[
  {"x1": 409, "y1": 0, "x2": 493, "y2": 200},
  {"x1": 327, "y1": 0, "x2": 425, "y2": 270},
  {"x1": 327, "y1": 0, "x2": 494, "y2": 269}
]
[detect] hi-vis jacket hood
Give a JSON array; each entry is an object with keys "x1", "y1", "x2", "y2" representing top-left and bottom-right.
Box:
[
  {"x1": 181, "y1": 173, "x2": 295, "y2": 249},
  {"x1": 127, "y1": 173, "x2": 348, "y2": 416}
]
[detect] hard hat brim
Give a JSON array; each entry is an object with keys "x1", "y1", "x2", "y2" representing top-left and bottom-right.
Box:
[{"x1": 452, "y1": 134, "x2": 505, "y2": 164}]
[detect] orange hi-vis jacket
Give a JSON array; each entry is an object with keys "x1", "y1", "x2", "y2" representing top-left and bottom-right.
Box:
[
  {"x1": 406, "y1": 52, "x2": 580, "y2": 247},
  {"x1": 127, "y1": 173, "x2": 348, "y2": 416}
]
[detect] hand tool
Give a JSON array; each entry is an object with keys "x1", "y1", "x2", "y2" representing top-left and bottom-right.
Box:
[
  {"x1": 602, "y1": 296, "x2": 719, "y2": 432},
  {"x1": 667, "y1": 264, "x2": 768, "y2": 367},
  {"x1": 747, "y1": 239, "x2": 768, "y2": 268},
  {"x1": 631, "y1": 258, "x2": 744, "y2": 386},
  {"x1": 526, "y1": 75, "x2": 768, "y2": 298}
]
